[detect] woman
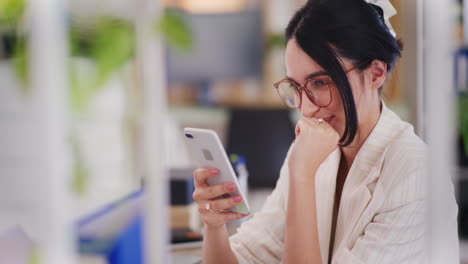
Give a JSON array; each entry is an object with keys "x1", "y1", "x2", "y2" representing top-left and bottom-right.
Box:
[{"x1": 191, "y1": 0, "x2": 459, "y2": 263}]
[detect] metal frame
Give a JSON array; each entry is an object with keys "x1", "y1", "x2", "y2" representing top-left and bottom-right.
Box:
[
  {"x1": 28, "y1": 0, "x2": 76, "y2": 263},
  {"x1": 135, "y1": 0, "x2": 169, "y2": 263},
  {"x1": 423, "y1": 0, "x2": 459, "y2": 262}
]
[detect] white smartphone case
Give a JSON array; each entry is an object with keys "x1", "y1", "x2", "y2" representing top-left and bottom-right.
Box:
[{"x1": 183, "y1": 128, "x2": 250, "y2": 215}]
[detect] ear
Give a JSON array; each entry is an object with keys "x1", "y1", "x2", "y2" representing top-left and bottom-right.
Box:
[{"x1": 365, "y1": 60, "x2": 387, "y2": 90}]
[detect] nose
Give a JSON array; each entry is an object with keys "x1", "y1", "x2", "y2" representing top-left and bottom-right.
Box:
[{"x1": 299, "y1": 90, "x2": 320, "y2": 117}]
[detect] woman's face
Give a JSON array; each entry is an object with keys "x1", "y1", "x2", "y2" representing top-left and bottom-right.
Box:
[{"x1": 284, "y1": 38, "x2": 383, "y2": 142}]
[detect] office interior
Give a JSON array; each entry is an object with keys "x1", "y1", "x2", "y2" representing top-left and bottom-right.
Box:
[{"x1": 0, "y1": 0, "x2": 467, "y2": 263}]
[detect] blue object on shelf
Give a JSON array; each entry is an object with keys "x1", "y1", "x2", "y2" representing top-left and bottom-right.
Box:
[
  {"x1": 108, "y1": 215, "x2": 144, "y2": 264},
  {"x1": 455, "y1": 47, "x2": 468, "y2": 94},
  {"x1": 77, "y1": 190, "x2": 145, "y2": 264}
]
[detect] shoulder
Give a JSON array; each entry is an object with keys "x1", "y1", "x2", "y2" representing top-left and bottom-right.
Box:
[
  {"x1": 366, "y1": 104, "x2": 426, "y2": 181},
  {"x1": 377, "y1": 104, "x2": 426, "y2": 175},
  {"x1": 385, "y1": 122, "x2": 426, "y2": 170},
  {"x1": 379, "y1": 119, "x2": 427, "y2": 201}
]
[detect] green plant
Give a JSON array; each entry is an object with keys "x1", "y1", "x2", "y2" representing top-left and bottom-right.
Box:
[
  {"x1": 2, "y1": 6, "x2": 193, "y2": 111},
  {"x1": 266, "y1": 33, "x2": 286, "y2": 51},
  {"x1": 1, "y1": 4, "x2": 193, "y2": 196},
  {"x1": 156, "y1": 9, "x2": 193, "y2": 53},
  {"x1": 0, "y1": 0, "x2": 24, "y2": 29},
  {"x1": 69, "y1": 18, "x2": 136, "y2": 112},
  {"x1": 11, "y1": 35, "x2": 28, "y2": 90}
]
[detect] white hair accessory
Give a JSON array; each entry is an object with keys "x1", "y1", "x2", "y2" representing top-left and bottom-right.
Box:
[{"x1": 366, "y1": 0, "x2": 397, "y2": 37}]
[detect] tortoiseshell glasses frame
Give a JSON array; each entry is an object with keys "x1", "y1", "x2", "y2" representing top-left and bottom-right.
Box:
[{"x1": 274, "y1": 66, "x2": 357, "y2": 108}]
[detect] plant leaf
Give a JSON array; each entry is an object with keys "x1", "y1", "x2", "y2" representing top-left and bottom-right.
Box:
[
  {"x1": 69, "y1": 18, "x2": 135, "y2": 113},
  {"x1": 156, "y1": 9, "x2": 193, "y2": 52},
  {"x1": 0, "y1": 0, "x2": 25, "y2": 28},
  {"x1": 266, "y1": 33, "x2": 286, "y2": 51},
  {"x1": 11, "y1": 35, "x2": 29, "y2": 92},
  {"x1": 90, "y1": 19, "x2": 134, "y2": 87}
]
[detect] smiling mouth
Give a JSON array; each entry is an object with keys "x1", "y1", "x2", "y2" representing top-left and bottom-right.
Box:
[{"x1": 323, "y1": 116, "x2": 334, "y2": 123}]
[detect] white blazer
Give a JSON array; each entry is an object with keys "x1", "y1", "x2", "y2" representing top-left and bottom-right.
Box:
[{"x1": 229, "y1": 103, "x2": 459, "y2": 263}]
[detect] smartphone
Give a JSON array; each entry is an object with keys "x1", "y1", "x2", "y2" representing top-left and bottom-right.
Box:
[{"x1": 183, "y1": 127, "x2": 250, "y2": 215}]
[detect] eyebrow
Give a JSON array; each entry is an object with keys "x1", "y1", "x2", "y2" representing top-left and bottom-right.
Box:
[{"x1": 286, "y1": 71, "x2": 329, "y2": 83}]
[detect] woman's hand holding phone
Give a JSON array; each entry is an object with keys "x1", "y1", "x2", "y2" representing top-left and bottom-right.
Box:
[{"x1": 192, "y1": 167, "x2": 249, "y2": 229}]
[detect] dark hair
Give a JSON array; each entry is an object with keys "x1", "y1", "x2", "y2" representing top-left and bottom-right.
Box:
[{"x1": 285, "y1": 0, "x2": 403, "y2": 146}]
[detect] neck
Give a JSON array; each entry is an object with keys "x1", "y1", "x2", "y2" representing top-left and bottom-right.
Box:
[{"x1": 340, "y1": 101, "x2": 382, "y2": 169}]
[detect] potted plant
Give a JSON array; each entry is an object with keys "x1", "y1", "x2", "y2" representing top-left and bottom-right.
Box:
[{"x1": 1, "y1": 0, "x2": 192, "y2": 200}]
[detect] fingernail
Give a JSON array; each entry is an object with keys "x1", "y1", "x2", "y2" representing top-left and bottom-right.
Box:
[
  {"x1": 225, "y1": 183, "x2": 236, "y2": 192},
  {"x1": 209, "y1": 168, "x2": 219, "y2": 175},
  {"x1": 232, "y1": 196, "x2": 242, "y2": 203}
]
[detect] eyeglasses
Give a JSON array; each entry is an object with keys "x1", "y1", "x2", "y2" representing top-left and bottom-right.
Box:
[{"x1": 274, "y1": 66, "x2": 356, "y2": 108}]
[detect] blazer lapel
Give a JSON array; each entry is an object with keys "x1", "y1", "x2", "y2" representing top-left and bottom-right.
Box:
[
  {"x1": 315, "y1": 148, "x2": 341, "y2": 264},
  {"x1": 332, "y1": 102, "x2": 408, "y2": 252}
]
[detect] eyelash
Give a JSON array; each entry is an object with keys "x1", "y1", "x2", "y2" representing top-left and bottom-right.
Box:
[
  {"x1": 312, "y1": 80, "x2": 327, "y2": 86},
  {"x1": 308, "y1": 79, "x2": 333, "y2": 86}
]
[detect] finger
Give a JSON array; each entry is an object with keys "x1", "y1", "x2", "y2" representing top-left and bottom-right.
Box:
[
  {"x1": 219, "y1": 212, "x2": 249, "y2": 222},
  {"x1": 192, "y1": 182, "x2": 237, "y2": 201},
  {"x1": 193, "y1": 167, "x2": 219, "y2": 188},
  {"x1": 303, "y1": 117, "x2": 321, "y2": 126},
  {"x1": 210, "y1": 195, "x2": 243, "y2": 211},
  {"x1": 295, "y1": 119, "x2": 316, "y2": 137},
  {"x1": 303, "y1": 118, "x2": 331, "y2": 131},
  {"x1": 317, "y1": 119, "x2": 337, "y2": 133},
  {"x1": 316, "y1": 118, "x2": 330, "y2": 127},
  {"x1": 197, "y1": 204, "x2": 208, "y2": 215}
]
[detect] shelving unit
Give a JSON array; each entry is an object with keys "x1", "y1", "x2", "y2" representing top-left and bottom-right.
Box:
[
  {"x1": 135, "y1": 0, "x2": 169, "y2": 263},
  {"x1": 1, "y1": 0, "x2": 169, "y2": 263},
  {"x1": 26, "y1": 0, "x2": 76, "y2": 263}
]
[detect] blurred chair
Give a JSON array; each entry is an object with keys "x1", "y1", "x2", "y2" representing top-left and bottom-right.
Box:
[{"x1": 226, "y1": 108, "x2": 295, "y2": 188}]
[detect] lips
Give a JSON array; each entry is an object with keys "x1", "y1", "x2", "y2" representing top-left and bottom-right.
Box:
[{"x1": 322, "y1": 116, "x2": 334, "y2": 123}]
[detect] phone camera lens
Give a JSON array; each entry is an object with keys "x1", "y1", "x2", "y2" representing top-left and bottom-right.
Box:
[{"x1": 185, "y1": 133, "x2": 194, "y2": 139}]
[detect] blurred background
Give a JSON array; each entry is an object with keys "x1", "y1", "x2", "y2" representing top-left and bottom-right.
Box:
[{"x1": 0, "y1": 0, "x2": 467, "y2": 263}]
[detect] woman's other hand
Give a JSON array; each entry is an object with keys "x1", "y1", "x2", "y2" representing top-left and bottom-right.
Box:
[
  {"x1": 192, "y1": 168, "x2": 248, "y2": 229},
  {"x1": 288, "y1": 118, "x2": 340, "y2": 180}
]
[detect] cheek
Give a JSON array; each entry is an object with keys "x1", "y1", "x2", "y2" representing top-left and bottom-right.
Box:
[
  {"x1": 331, "y1": 78, "x2": 364, "y2": 137},
  {"x1": 328, "y1": 89, "x2": 346, "y2": 136},
  {"x1": 332, "y1": 114, "x2": 346, "y2": 138},
  {"x1": 347, "y1": 76, "x2": 368, "y2": 119}
]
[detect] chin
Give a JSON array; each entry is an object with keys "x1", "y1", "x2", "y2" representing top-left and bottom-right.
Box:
[
  {"x1": 333, "y1": 126, "x2": 342, "y2": 135},
  {"x1": 331, "y1": 123, "x2": 343, "y2": 135}
]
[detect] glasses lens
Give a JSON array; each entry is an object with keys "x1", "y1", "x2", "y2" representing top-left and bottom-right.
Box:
[
  {"x1": 305, "y1": 79, "x2": 331, "y2": 107},
  {"x1": 276, "y1": 82, "x2": 300, "y2": 108}
]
